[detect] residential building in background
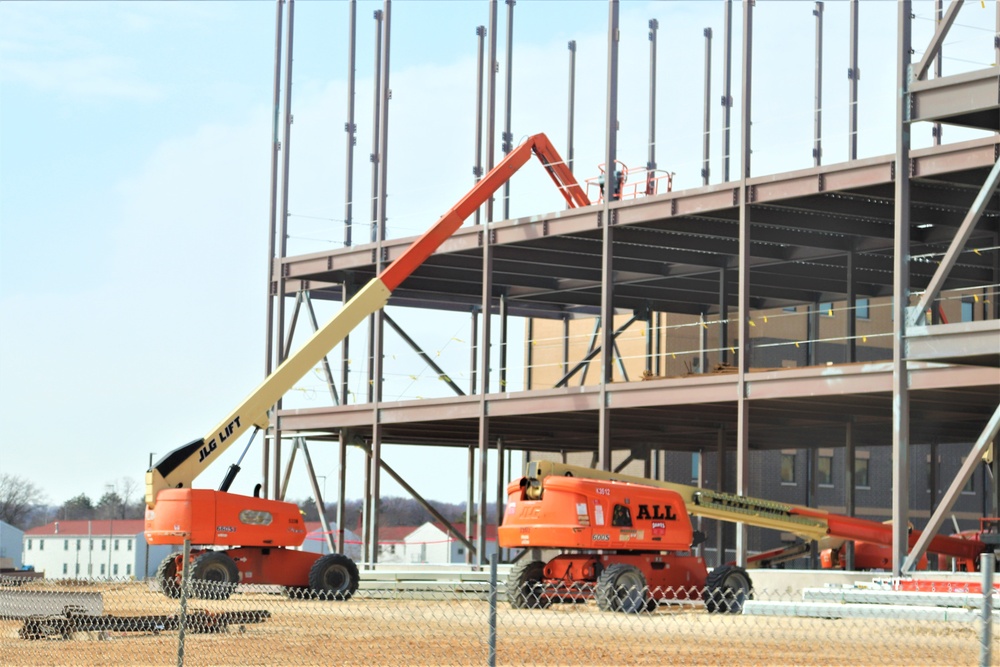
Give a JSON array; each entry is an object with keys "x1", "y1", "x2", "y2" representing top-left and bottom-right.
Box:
[{"x1": 22, "y1": 520, "x2": 177, "y2": 580}]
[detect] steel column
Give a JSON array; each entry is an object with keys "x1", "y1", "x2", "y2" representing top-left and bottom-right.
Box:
[
  {"x1": 478, "y1": 160, "x2": 495, "y2": 566},
  {"x1": 844, "y1": 420, "x2": 855, "y2": 570},
  {"x1": 263, "y1": 0, "x2": 285, "y2": 497},
  {"x1": 721, "y1": 0, "x2": 733, "y2": 182},
  {"x1": 336, "y1": 429, "x2": 346, "y2": 554},
  {"x1": 933, "y1": 0, "x2": 943, "y2": 146},
  {"x1": 567, "y1": 41, "x2": 577, "y2": 175},
  {"x1": 495, "y1": 436, "x2": 506, "y2": 563},
  {"x1": 846, "y1": 252, "x2": 857, "y2": 362},
  {"x1": 648, "y1": 19, "x2": 658, "y2": 180},
  {"x1": 474, "y1": 25, "x2": 486, "y2": 226},
  {"x1": 719, "y1": 269, "x2": 729, "y2": 365},
  {"x1": 735, "y1": 0, "x2": 754, "y2": 568},
  {"x1": 499, "y1": 293, "x2": 508, "y2": 391},
  {"x1": 466, "y1": 446, "x2": 475, "y2": 564},
  {"x1": 598, "y1": 0, "x2": 619, "y2": 472},
  {"x1": 368, "y1": 10, "x2": 383, "y2": 241},
  {"x1": 469, "y1": 309, "x2": 479, "y2": 394},
  {"x1": 274, "y1": 0, "x2": 296, "y2": 500},
  {"x1": 813, "y1": 2, "x2": 823, "y2": 167},
  {"x1": 715, "y1": 429, "x2": 726, "y2": 567},
  {"x1": 369, "y1": 0, "x2": 392, "y2": 566},
  {"x1": 891, "y1": 0, "x2": 912, "y2": 577},
  {"x1": 848, "y1": 0, "x2": 859, "y2": 160},
  {"x1": 486, "y1": 0, "x2": 498, "y2": 223},
  {"x1": 265, "y1": 0, "x2": 284, "y2": 380},
  {"x1": 344, "y1": 0, "x2": 357, "y2": 247},
  {"x1": 502, "y1": 0, "x2": 515, "y2": 220},
  {"x1": 702, "y1": 27, "x2": 713, "y2": 186}
]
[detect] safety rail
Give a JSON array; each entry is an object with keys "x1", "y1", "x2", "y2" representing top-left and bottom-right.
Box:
[{"x1": 585, "y1": 161, "x2": 674, "y2": 203}]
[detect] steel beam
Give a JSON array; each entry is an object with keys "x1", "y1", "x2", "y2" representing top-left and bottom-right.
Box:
[
  {"x1": 909, "y1": 158, "x2": 1000, "y2": 325},
  {"x1": 383, "y1": 312, "x2": 465, "y2": 396},
  {"x1": 903, "y1": 406, "x2": 1000, "y2": 572},
  {"x1": 912, "y1": 0, "x2": 963, "y2": 82}
]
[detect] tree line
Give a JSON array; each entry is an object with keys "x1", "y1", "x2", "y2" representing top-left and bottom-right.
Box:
[{"x1": 0, "y1": 473, "x2": 493, "y2": 532}]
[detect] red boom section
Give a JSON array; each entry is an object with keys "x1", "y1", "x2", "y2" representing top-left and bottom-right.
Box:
[
  {"x1": 379, "y1": 133, "x2": 588, "y2": 292},
  {"x1": 793, "y1": 507, "x2": 985, "y2": 562}
]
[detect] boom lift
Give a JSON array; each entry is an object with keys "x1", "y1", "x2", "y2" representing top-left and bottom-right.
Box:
[
  {"x1": 498, "y1": 461, "x2": 991, "y2": 613},
  {"x1": 145, "y1": 134, "x2": 590, "y2": 600}
]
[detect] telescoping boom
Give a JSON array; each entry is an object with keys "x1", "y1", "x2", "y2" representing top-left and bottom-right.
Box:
[{"x1": 145, "y1": 133, "x2": 589, "y2": 509}]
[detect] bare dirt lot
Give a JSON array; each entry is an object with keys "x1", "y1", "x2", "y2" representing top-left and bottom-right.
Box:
[{"x1": 1, "y1": 581, "x2": 994, "y2": 666}]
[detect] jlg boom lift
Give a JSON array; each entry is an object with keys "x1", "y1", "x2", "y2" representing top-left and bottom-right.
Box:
[
  {"x1": 145, "y1": 133, "x2": 590, "y2": 600},
  {"x1": 498, "y1": 461, "x2": 991, "y2": 613}
]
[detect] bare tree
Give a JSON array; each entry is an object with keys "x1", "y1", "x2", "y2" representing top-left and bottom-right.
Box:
[
  {"x1": 115, "y1": 477, "x2": 143, "y2": 518},
  {"x1": 0, "y1": 474, "x2": 46, "y2": 529}
]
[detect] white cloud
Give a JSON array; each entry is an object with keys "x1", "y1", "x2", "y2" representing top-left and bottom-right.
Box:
[{"x1": 1, "y1": 55, "x2": 164, "y2": 101}]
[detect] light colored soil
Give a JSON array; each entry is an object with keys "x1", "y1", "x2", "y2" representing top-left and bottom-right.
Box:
[{"x1": 1, "y1": 581, "x2": 994, "y2": 666}]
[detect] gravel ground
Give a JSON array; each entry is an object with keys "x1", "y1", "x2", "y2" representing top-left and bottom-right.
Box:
[{"x1": 1, "y1": 581, "x2": 993, "y2": 666}]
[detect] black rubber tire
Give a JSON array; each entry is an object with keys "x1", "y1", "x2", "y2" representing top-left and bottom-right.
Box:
[
  {"x1": 308, "y1": 553, "x2": 360, "y2": 600},
  {"x1": 189, "y1": 551, "x2": 239, "y2": 600},
  {"x1": 702, "y1": 565, "x2": 752, "y2": 614},
  {"x1": 596, "y1": 563, "x2": 648, "y2": 614},
  {"x1": 506, "y1": 560, "x2": 550, "y2": 609},
  {"x1": 155, "y1": 554, "x2": 181, "y2": 599}
]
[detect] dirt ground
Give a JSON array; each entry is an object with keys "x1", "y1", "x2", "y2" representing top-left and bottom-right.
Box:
[{"x1": 1, "y1": 581, "x2": 994, "y2": 666}]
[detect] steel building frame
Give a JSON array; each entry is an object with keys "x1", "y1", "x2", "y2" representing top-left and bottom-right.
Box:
[{"x1": 263, "y1": 0, "x2": 1000, "y2": 574}]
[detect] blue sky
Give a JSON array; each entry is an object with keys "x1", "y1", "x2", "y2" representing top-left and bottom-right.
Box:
[{"x1": 1, "y1": 1, "x2": 995, "y2": 509}]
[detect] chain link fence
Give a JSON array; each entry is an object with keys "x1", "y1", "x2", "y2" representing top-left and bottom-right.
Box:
[{"x1": 3, "y1": 560, "x2": 997, "y2": 666}]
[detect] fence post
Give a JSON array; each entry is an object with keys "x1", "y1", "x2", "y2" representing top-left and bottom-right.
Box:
[
  {"x1": 980, "y1": 552, "x2": 994, "y2": 667},
  {"x1": 177, "y1": 539, "x2": 192, "y2": 667},
  {"x1": 488, "y1": 552, "x2": 498, "y2": 667}
]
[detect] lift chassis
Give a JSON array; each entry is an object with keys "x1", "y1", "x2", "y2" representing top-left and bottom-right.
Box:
[{"x1": 499, "y1": 461, "x2": 992, "y2": 614}]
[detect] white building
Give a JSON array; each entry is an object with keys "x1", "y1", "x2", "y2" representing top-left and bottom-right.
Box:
[
  {"x1": 404, "y1": 522, "x2": 498, "y2": 564},
  {"x1": 23, "y1": 520, "x2": 177, "y2": 580}
]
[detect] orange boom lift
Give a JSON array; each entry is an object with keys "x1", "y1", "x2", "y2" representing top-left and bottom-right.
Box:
[
  {"x1": 145, "y1": 134, "x2": 589, "y2": 599},
  {"x1": 499, "y1": 461, "x2": 990, "y2": 613}
]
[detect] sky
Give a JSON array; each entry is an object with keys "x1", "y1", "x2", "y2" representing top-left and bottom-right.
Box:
[{"x1": 0, "y1": 1, "x2": 996, "y2": 510}]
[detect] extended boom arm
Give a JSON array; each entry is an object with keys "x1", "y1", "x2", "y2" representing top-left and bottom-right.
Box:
[{"x1": 146, "y1": 134, "x2": 587, "y2": 508}]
